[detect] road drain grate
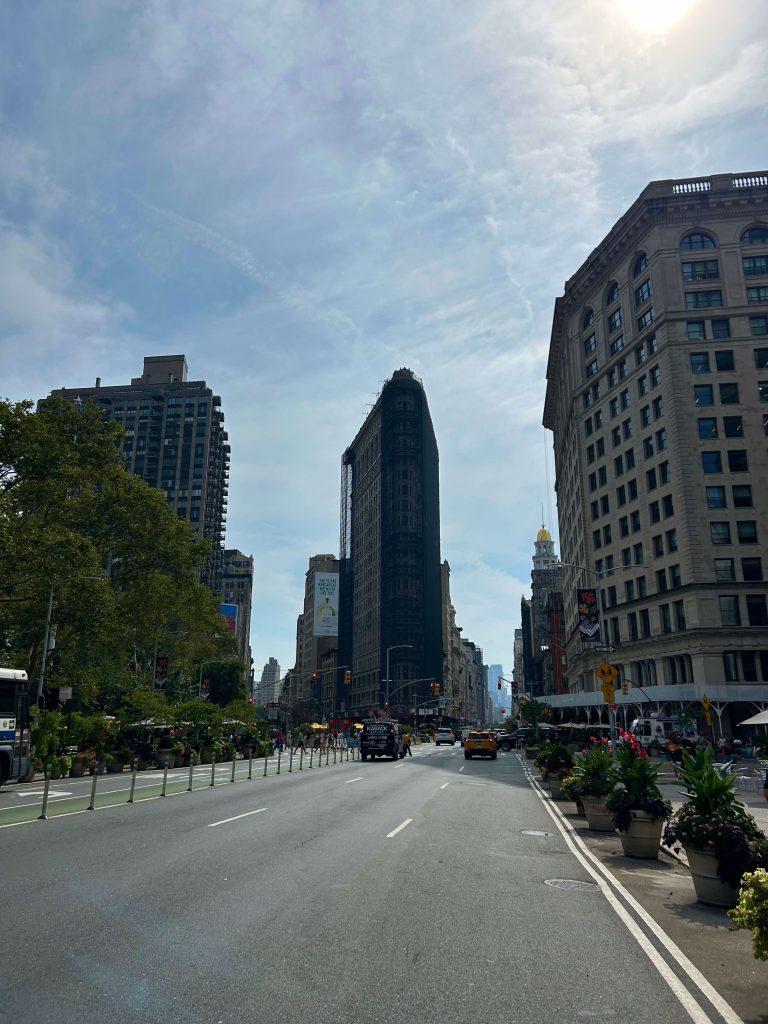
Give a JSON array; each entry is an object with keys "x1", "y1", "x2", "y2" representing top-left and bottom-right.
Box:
[
  {"x1": 521, "y1": 829, "x2": 551, "y2": 837},
  {"x1": 545, "y1": 878, "x2": 600, "y2": 892}
]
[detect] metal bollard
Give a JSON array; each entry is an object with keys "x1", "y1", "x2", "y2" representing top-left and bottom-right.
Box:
[
  {"x1": 128, "y1": 760, "x2": 138, "y2": 803},
  {"x1": 38, "y1": 770, "x2": 51, "y2": 820},
  {"x1": 161, "y1": 764, "x2": 169, "y2": 797},
  {"x1": 333, "y1": 747, "x2": 337, "y2": 764},
  {"x1": 299, "y1": 748, "x2": 304, "y2": 771},
  {"x1": 88, "y1": 766, "x2": 99, "y2": 810},
  {"x1": 310, "y1": 747, "x2": 314, "y2": 768},
  {"x1": 289, "y1": 746, "x2": 294, "y2": 773},
  {"x1": 326, "y1": 747, "x2": 330, "y2": 766},
  {"x1": 210, "y1": 755, "x2": 216, "y2": 788},
  {"x1": 277, "y1": 748, "x2": 282, "y2": 775},
  {"x1": 188, "y1": 761, "x2": 194, "y2": 792},
  {"x1": 263, "y1": 752, "x2": 268, "y2": 777},
  {"x1": 248, "y1": 753, "x2": 253, "y2": 780},
  {"x1": 230, "y1": 757, "x2": 236, "y2": 783}
]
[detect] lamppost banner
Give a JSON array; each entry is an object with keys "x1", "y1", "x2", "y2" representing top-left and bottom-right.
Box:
[
  {"x1": 313, "y1": 572, "x2": 339, "y2": 636},
  {"x1": 218, "y1": 602, "x2": 238, "y2": 633},
  {"x1": 576, "y1": 588, "x2": 601, "y2": 641}
]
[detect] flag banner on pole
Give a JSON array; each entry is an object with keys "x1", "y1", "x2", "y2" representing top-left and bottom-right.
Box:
[{"x1": 577, "y1": 589, "x2": 601, "y2": 641}]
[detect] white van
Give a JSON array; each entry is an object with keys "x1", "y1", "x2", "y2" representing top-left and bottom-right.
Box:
[{"x1": 629, "y1": 716, "x2": 698, "y2": 750}]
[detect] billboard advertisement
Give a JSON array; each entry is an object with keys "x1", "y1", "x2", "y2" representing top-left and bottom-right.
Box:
[
  {"x1": 313, "y1": 572, "x2": 339, "y2": 637},
  {"x1": 218, "y1": 602, "x2": 238, "y2": 633},
  {"x1": 576, "y1": 588, "x2": 601, "y2": 641}
]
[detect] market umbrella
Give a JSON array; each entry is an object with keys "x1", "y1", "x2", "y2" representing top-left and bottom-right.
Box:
[{"x1": 738, "y1": 709, "x2": 768, "y2": 726}]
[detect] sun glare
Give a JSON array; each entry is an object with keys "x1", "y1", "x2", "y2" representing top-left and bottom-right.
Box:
[{"x1": 616, "y1": 0, "x2": 697, "y2": 33}]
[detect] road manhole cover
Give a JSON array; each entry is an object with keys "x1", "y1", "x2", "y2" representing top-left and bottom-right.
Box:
[
  {"x1": 545, "y1": 878, "x2": 600, "y2": 892},
  {"x1": 521, "y1": 830, "x2": 551, "y2": 837}
]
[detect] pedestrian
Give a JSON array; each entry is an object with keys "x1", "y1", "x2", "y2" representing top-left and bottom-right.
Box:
[{"x1": 402, "y1": 732, "x2": 412, "y2": 756}]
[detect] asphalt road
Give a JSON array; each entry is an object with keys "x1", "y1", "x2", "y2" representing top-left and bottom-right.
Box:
[{"x1": 1, "y1": 747, "x2": 741, "y2": 1024}]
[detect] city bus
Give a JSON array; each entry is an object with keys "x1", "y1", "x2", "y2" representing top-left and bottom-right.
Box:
[{"x1": 0, "y1": 669, "x2": 32, "y2": 785}]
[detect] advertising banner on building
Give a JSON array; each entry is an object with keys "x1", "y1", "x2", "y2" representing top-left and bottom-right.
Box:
[
  {"x1": 313, "y1": 572, "x2": 339, "y2": 637},
  {"x1": 577, "y1": 589, "x2": 601, "y2": 641},
  {"x1": 218, "y1": 603, "x2": 238, "y2": 633}
]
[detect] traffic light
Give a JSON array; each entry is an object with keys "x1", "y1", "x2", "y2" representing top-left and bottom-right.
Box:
[
  {"x1": 497, "y1": 679, "x2": 502, "y2": 689},
  {"x1": 248, "y1": 697, "x2": 254, "y2": 705},
  {"x1": 344, "y1": 669, "x2": 352, "y2": 685},
  {"x1": 311, "y1": 672, "x2": 318, "y2": 683},
  {"x1": 434, "y1": 683, "x2": 440, "y2": 696}
]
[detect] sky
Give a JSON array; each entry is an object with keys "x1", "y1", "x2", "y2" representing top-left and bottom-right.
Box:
[{"x1": 1, "y1": 0, "x2": 767, "y2": 675}]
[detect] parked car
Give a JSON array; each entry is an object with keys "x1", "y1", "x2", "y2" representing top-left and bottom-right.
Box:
[
  {"x1": 508, "y1": 726, "x2": 559, "y2": 749},
  {"x1": 435, "y1": 728, "x2": 455, "y2": 746},
  {"x1": 360, "y1": 720, "x2": 404, "y2": 761},
  {"x1": 464, "y1": 731, "x2": 497, "y2": 760}
]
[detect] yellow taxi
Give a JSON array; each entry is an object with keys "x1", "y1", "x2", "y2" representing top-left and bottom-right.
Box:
[{"x1": 463, "y1": 730, "x2": 497, "y2": 760}]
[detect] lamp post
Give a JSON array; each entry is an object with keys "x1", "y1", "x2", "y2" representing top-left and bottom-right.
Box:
[
  {"x1": 384, "y1": 644, "x2": 413, "y2": 709},
  {"x1": 33, "y1": 575, "x2": 105, "y2": 704}
]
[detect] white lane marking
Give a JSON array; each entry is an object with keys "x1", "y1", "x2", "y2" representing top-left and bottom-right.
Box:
[
  {"x1": 458, "y1": 766, "x2": 464, "y2": 772},
  {"x1": 386, "y1": 818, "x2": 413, "y2": 838},
  {"x1": 15, "y1": 789, "x2": 72, "y2": 798},
  {"x1": 208, "y1": 807, "x2": 267, "y2": 828},
  {"x1": 345, "y1": 777, "x2": 364, "y2": 784},
  {"x1": 440, "y1": 782, "x2": 449, "y2": 790},
  {"x1": 522, "y1": 768, "x2": 730, "y2": 1024},
  {"x1": 394, "y1": 761, "x2": 406, "y2": 768}
]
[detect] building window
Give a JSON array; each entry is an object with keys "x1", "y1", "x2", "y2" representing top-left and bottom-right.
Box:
[
  {"x1": 682, "y1": 259, "x2": 719, "y2": 281},
  {"x1": 698, "y1": 418, "x2": 718, "y2": 439},
  {"x1": 617, "y1": 485, "x2": 626, "y2": 506},
  {"x1": 687, "y1": 320, "x2": 706, "y2": 340},
  {"x1": 650, "y1": 501, "x2": 660, "y2": 524},
  {"x1": 667, "y1": 529, "x2": 678, "y2": 553},
  {"x1": 591, "y1": 500, "x2": 599, "y2": 520},
  {"x1": 640, "y1": 609, "x2": 651, "y2": 637},
  {"x1": 702, "y1": 451, "x2": 722, "y2": 473},
  {"x1": 680, "y1": 232, "x2": 716, "y2": 250},
  {"x1": 723, "y1": 416, "x2": 743, "y2": 438},
  {"x1": 638, "y1": 374, "x2": 649, "y2": 397},
  {"x1": 742, "y1": 557, "x2": 763, "y2": 581},
  {"x1": 656, "y1": 428, "x2": 668, "y2": 451},
  {"x1": 737, "y1": 520, "x2": 758, "y2": 544},
  {"x1": 608, "y1": 308, "x2": 623, "y2": 333},
  {"x1": 710, "y1": 522, "x2": 731, "y2": 545},
  {"x1": 744, "y1": 255, "x2": 768, "y2": 276},
  {"x1": 706, "y1": 485, "x2": 726, "y2": 508},
  {"x1": 587, "y1": 444, "x2": 595, "y2": 464},
  {"x1": 619, "y1": 516, "x2": 629, "y2": 538},
  {"x1": 610, "y1": 334, "x2": 625, "y2": 355},
  {"x1": 589, "y1": 472, "x2": 597, "y2": 492},
  {"x1": 686, "y1": 290, "x2": 723, "y2": 309},
  {"x1": 728, "y1": 450, "x2": 748, "y2": 472},
  {"x1": 612, "y1": 426, "x2": 621, "y2": 448},
  {"x1": 711, "y1": 318, "x2": 730, "y2": 339},
  {"x1": 614, "y1": 454, "x2": 624, "y2": 475},
  {"x1": 641, "y1": 405, "x2": 651, "y2": 427},
  {"x1": 634, "y1": 254, "x2": 648, "y2": 277},
  {"x1": 623, "y1": 419, "x2": 632, "y2": 440},
  {"x1": 636, "y1": 566, "x2": 646, "y2": 591},
  {"x1": 747, "y1": 286, "x2": 768, "y2": 304},
  {"x1": 719, "y1": 596, "x2": 741, "y2": 626},
  {"x1": 719, "y1": 382, "x2": 739, "y2": 404},
  {"x1": 630, "y1": 510, "x2": 641, "y2": 532},
  {"x1": 715, "y1": 351, "x2": 734, "y2": 371},
  {"x1": 760, "y1": 381, "x2": 768, "y2": 402},
  {"x1": 674, "y1": 600, "x2": 686, "y2": 630},
  {"x1": 652, "y1": 397, "x2": 664, "y2": 420},
  {"x1": 598, "y1": 466, "x2": 607, "y2": 485},
  {"x1": 610, "y1": 397, "x2": 619, "y2": 418},
  {"x1": 637, "y1": 309, "x2": 654, "y2": 332},
  {"x1": 626, "y1": 450, "x2": 635, "y2": 471},
  {"x1": 694, "y1": 384, "x2": 714, "y2": 405},
  {"x1": 723, "y1": 652, "x2": 739, "y2": 681},
  {"x1": 607, "y1": 282, "x2": 620, "y2": 304},
  {"x1": 585, "y1": 417, "x2": 594, "y2": 436},
  {"x1": 628, "y1": 611, "x2": 638, "y2": 639},
  {"x1": 583, "y1": 333, "x2": 597, "y2": 355},
  {"x1": 643, "y1": 437, "x2": 654, "y2": 458},
  {"x1": 603, "y1": 524, "x2": 612, "y2": 544},
  {"x1": 660, "y1": 603, "x2": 672, "y2": 633},
  {"x1": 747, "y1": 595, "x2": 768, "y2": 627},
  {"x1": 596, "y1": 438, "x2": 605, "y2": 457},
  {"x1": 583, "y1": 309, "x2": 595, "y2": 328},
  {"x1": 601, "y1": 495, "x2": 610, "y2": 515},
  {"x1": 646, "y1": 467, "x2": 657, "y2": 490},
  {"x1": 751, "y1": 319, "x2": 768, "y2": 339},
  {"x1": 635, "y1": 279, "x2": 652, "y2": 306},
  {"x1": 593, "y1": 530, "x2": 602, "y2": 549},
  {"x1": 652, "y1": 535, "x2": 663, "y2": 557},
  {"x1": 620, "y1": 388, "x2": 630, "y2": 410},
  {"x1": 662, "y1": 495, "x2": 674, "y2": 518},
  {"x1": 715, "y1": 558, "x2": 735, "y2": 581},
  {"x1": 635, "y1": 345, "x2": 647, "y2": 366},
  {"x1": 659, "y1": 460, "x2": 670, "y2": 483},
  {"x1": 594, "y1": 409, "x2": 603, "y2": 427}
]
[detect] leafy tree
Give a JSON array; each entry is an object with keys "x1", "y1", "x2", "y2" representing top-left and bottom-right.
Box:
[{"x1": 201, "y1": 660, "x2": 247, "y2": 706}]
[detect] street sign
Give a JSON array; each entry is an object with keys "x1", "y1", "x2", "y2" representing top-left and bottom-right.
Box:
[
  {"x1": 595, "y1": 645, "x2": 616, "y2": 654},
  {"x1": 608, "y1": 702, "x2": 617, "y2": 711},
  {"x1": 58, "y1": 687, "x2": 73, "y2": 701},
  {"x1": 595, "y1": 662, "x2": 619, "y2": 684},
  {"x1": 600, "y1": 682, "x2": 616, "y2": 703},
  {"x1": 704, "y1": 710, "x2": 712, "y2": 727},
  {"x1": 439, "y1": 696, "x2": 446, "y2": 708}
]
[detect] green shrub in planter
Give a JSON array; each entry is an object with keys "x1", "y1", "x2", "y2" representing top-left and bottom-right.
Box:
[{"x1": 729, "y1": 869, "x2": 768, "y2": 960}]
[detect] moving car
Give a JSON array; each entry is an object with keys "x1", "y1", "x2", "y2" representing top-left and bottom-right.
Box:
[
  {"x1": 360, "y1": 720, "x2": 404, "y2": 761},
  {"x1": 464, "y1": 730, "x2": 497, "y2": 760},
  {"x1": 435, "y1": 728, "x2": 455, "y2": 746}
]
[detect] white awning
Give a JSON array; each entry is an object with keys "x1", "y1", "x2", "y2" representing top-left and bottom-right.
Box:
[{"x1": 738, "y1": 709, "x2": 768, "y2": 726}]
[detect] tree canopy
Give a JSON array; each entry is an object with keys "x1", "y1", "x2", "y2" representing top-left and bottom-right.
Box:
[{"x1": 0, "y1": 396, "x2": 238, "y2": 709}]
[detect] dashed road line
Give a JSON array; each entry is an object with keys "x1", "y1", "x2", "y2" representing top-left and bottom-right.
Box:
[
  {"x1": 207, "y1": 807, "x2": 267, "y2": 828},
  {"x1": 386, "y1": 818, "x2": 413, "y2": 838}
]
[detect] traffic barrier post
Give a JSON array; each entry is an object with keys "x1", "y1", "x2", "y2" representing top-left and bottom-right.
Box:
[
  {"x1": 187, "y1": 761, "x2": 194, "y2": 792},
  {"x1": 210, "y1": 755, "x2": 216, "y2": 788},
  {"x1": 38, "y1": 770, "x2": 50, "y2": 820},
  {"x1": 277, "y1": 748, "x2": 282, "y2": 775},
  {"x1": 128, "y1": 760, "x2": 138, "y2": 803},
  {"x1": 88, "y1": 767, "x2": 98, "y2": 810},
  {"x1": 289, "y1": 747, "x2": 294, "y2": 773},
  {"x1": 230, "y1": 758, "x2": 236, "y2": 783},
  {"x1": 161, "y1": 765, "x2": 169, "y2": 797},
  {"x1": 248, "y1": 753, "x2": 253, "y2": 780}
]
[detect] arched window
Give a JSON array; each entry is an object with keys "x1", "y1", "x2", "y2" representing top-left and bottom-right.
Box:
[
  {"x1": 606, "y1": 282, "x2": 620, "y2": 305},
  {"x1": 582, "y1": 309, "x2": 594, "y2": 329},
  {"x1": 633, "y1": 254, "x2": 648, "y2": 277},
  {"x1": 741, "y1": 225, "x2": 768, "y2": 246},
  {"x1": 680, "y1": 232, "x2": 716, "y2": 251}
]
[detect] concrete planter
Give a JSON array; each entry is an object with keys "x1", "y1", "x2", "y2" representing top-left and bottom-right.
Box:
[
  {"x1": 618, "y1": 810, "x2": 664, "y2": 859},
  {"x1": 525, "y1": 747, "x2": 539, "y2": 760},
  {"x1": 155, "y1": 750, "x2": 175, "y2": 768},
  {"x1": 549, "y1": 777, "x2": 564, "y2": 799},
  {"x1": 685, "y1": 847, "x2": 739, "y2": 908},
  {"x1": 107, "y1": 759, "x2": 125, "y2": 774},
  {"x1": 581, "y1": 795, "x2": 615, "y2": 832}
]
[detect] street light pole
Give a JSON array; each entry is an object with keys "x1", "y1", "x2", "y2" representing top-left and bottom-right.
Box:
[{"x1": 385, "y1": 644, "x2": 412, "y2": 709}]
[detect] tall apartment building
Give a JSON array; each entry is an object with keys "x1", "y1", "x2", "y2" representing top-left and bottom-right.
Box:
[
  {"x1": 49, "y1": 355, "x2": 230, "y2": 592},
  {"x1": 221, "y1": 549, "x2": 254, "y2": 679},
  {"x1": 257, "y1": 656, "x2": 282, "y2": 704},
  {"x1": 339, "y1": 368, "x2": 443, "y2": 717},
  {"x1": 543, "y1": 171, "x2": 768, "y2": 729}
]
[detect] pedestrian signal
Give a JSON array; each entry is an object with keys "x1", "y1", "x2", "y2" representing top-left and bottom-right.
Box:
[{"x1": 344, "y1": 670, "x2": 352, "y2": 685}]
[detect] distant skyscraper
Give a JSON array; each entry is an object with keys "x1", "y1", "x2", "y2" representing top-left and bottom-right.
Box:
[
  {"x1": 258, "y1": 657, "x2": 282, "y2": 704},
  {"x1": 488, "y1": 664, "x2": 503, "y2": 697},
  {"x1": 48, "y1": 355, "x2": 230, "y2": 592},
  {"x1": 339, "y1": 368, "x2": 442, "y2": 717},
  {"x1": 530, "y1": 528, "x2": 563, "y2": 696}
]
